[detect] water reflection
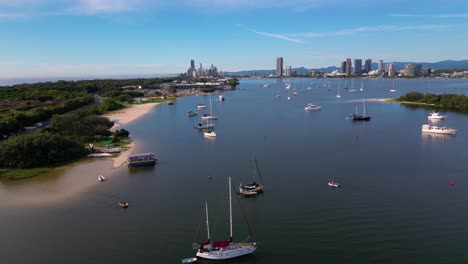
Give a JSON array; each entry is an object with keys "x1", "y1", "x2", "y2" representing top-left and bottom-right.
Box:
[{"x1": 421, "y1": 132, "x2": 455, "y2": 143}]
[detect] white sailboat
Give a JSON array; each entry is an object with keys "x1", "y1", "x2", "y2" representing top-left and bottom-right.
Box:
[
  {"x1": 349, "y1": 78, "x2": 357, "y2": 92},
  {"x1": 336, "y1": 81, "x2": 341, "y2": 98},
  {"x1": 239, "y1": 159, "x2": 265, "y2": 196},
  {"x1": 194, "y1": 177, "x2": 257, "y2": 260},
  {"x1": 359, "y1": 79, "x2": 364, "y2": 92},
  {"x1": 203, "y1": 95, "x2": 216, "y2": 138},
  {"x1": 389, "y1": 79, "x2": 397, "y2": 92}
]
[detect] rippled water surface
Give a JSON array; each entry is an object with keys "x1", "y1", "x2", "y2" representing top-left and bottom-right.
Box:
[{"x1": 1, "y1": 78, "x2": 468, "y2": 264}]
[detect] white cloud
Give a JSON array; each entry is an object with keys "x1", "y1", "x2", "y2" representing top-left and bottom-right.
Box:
[
  {"x1": 0, "y1": 63, "x2": 162, "y2": 78},
  {"x1": 248, "y1": 28, "x2": 304, "y2": 43},
  {"x1": 246, "y1": 24, "x2": 451, "y2": 42},
  {"x1": 389, "y1": 13, "x2": 468, "y2": 18},
  {"x1": 289, "y1": 24, "x2": 450, "y2": 37},
  {"x1": 70, "y1": 0, "x2": 145, "y2": 15}
]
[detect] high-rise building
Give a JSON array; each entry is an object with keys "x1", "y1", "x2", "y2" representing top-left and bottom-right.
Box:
[
  {"x1": 346, "y1": 58, "x2": 352, "y2": 75},
  {"x1": 404, "y1": 64, "x2": 422, "y2": 77},
  {"x1": 386, "y1": 63, "x2": 395, "y2": 77},
  {"x1": 378, "y1": 60, "x2": 384, "y2": 73},
  {"x1": 354, "y1": 59, "x2": 362, "y2": 74},
  {"x1": 364, "y1": 59, "x2": 372, "y2": 73},
  {"x1": 276, "y1": 57, "x2": 283, "y2": 77},
  {"x1": 341, "y1": 61, "x2": 347, "y2": 74},
  {"x1": 187, "y1": 59, "x2": 196, "y2": 78},
  {"x1": 285, "y1": 66, "x2": 292, "y2": 77}
]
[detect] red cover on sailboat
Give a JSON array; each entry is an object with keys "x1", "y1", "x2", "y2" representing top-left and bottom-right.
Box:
[
  {"x1": 213, "y1": 240, "x2": 230, "y2": 248},
  {"x1": 198, "y1": 239, "x2": 210, "y2": 246}
]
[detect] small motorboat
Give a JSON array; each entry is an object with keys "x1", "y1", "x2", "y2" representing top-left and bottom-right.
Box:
[
  {"x1": 168, "y1": 101, "x2": 175, "y2": 105},
  {"x1": 328, "y1": 181, "x2": 340, "y2": 188},
  {"x1": 305, "y1": 103, "x2": 321, "y2": 111},
  {"x1": 203, "y1": 130, "x2": 217, "y2": 138},
  {"x1": 196, "y1": 104, "x2": 207, "y2": 109},
  {"x1": 193, "y1": 123, "x2": 214, "y2": 129},
  {"x1": 119, "y1": 202, "x2": 129, "y2": 208},
  {"x1": 239, "y1": 185, "x2": 258, "y2": 196},
  {"x1": 219, "y1": 95, "x2": 225, "y2": 101},
  {"x1": 201, "y1": 114, "x2": 218, "y2": 120},
  {"x1": 98, "y1": 175, "x2": 106, "y2": 182},
  {"x1": 187, "y1": 111, "x2": 198, "y2": 117},
  {"x1": 427, "y1": 112, "x2": 446, "y2": 120},
  {"x1": 389, "y1": 89, "x2": 397, "y2": 92},
  {"x1": 182, "y1": 257, "x2": 197, "y2": 263},
  {"x1": 292, "y1": 91, "x2": 298, "y2": 95}
]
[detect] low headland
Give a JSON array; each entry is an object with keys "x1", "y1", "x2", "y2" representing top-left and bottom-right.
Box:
[
  {"x1": 0, "y1": 77, "x2": 238, "y2": 181},
  {"x1": 384, "y1": 91, "x2": 468, "y2": 113}
]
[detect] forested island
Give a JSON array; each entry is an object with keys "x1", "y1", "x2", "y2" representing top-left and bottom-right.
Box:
[
  {"x1": 0, "y1": 78, "x2": 176, "y2": 179},
  {"x1": 390, "y1": 92, "x2": 468, "y2": 113}
]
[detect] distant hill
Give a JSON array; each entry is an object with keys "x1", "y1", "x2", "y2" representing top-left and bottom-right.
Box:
[{"x1": 225, "y1": 60, "x2": 468, "y2": 75}]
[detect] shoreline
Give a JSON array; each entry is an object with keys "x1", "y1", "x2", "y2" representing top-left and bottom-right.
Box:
[
  {"x1": 101, "y1": 101, "x2": 163, "y2": 167},
  {"x1": 0, "y1": 101, "x2": 162, "y2": 207},
  {"x1": 103, "y1": 102, "x2": 161, "y2": 131}
]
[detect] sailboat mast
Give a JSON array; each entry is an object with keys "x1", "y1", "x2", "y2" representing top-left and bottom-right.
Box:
[
  {"x1": 363, "y1": 99, "x2": 366, "y2": 116},
  {"x1": 229, "y1": 177, "x2": 233, "y2": 239},
  {"x1": 205, "y1": 201, "x2": 210, "y2": 240},
  {"x1": 254, "y1": 158, "x2": 265, "y2": 185}
]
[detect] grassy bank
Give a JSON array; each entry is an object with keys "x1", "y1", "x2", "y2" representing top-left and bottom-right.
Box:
[
  {"x1": 0, "y1": 168, "x2": 52, "y2": 180},
  {"x1": 384, "y1": 98, "x2": 438, "y2": 106},
  {"x1": 386, "y1": 92, "x2": 468, "y2": 113},
  {"x1": 126, "y1": 96, "x2": 176, "y2": 105}
]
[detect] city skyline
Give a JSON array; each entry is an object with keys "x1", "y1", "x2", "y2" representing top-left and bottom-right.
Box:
[{"x1": 1, "y1": 0, "x2": 468, "y2": 78}]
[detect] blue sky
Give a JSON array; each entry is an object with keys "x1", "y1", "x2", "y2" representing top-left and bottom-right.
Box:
[{"x1": 1, "y1": 0, "x2": 468, "y2": 78}]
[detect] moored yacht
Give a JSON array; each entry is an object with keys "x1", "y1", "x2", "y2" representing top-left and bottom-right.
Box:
[
  {"x1": 201, "y1": 114, "x2": 218, "y2": 120},
  {"x1": 197, "y1": 104, "x2": 207, "y2": 109},
  {"x1": 187, "y1": 111, "x2": 198, "y2": 117},
  {"x1": 421, "y1": 124, "x2": 456, "y2": 135},
  {"x1": 427, "y1": 112, "x2": 446, "y2": 120},
  {"x1": 305, "y1": 103, "x2": 321, "y2": 111}
]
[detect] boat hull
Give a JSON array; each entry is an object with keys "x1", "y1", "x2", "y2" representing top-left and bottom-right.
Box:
[
  {"x1": 422, "y1": 129, "x2": 456, "y2": 135},
  {"x1": 422, "y1": 124, "x2": 456, "y2": 135},
  {"x1": 352, "y1": 115, "x2": 371, "y2": 121},
  {"x1": 204, "y1": 132, "x2": 217, "y2": 137},
  {"x1": 128, "y1": 160, "x2": 157, "y2": 167},
  {"x1": 196, "y1": 244, "x2": 256, "y2": 260}
]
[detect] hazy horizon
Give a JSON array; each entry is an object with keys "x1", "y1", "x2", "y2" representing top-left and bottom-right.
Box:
[{"x1": 1, "y1": 0, "x2": 468, "y2": 78}]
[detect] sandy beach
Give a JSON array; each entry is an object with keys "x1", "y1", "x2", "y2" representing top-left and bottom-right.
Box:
[
  {"x1": 103, "y1": 103, "x2": 160, "y2": 167},
  {"x1": 104, "y1": 102, "x2": 160, "y2": 131}
]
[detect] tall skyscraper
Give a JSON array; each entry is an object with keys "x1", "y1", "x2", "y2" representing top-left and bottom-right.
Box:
[
  {"x1": 364, "y1": 59, "x2": 372, "y2": 73},
  {"x1": 404, "y1": 64, "x2": 422, "y2": 77},
  {"x1": 346, "y1": 58, "x2": 352, "y2": 75},
  {"x1": 354, "y1": 59, "x2": 362, "y2": 74},
  {"x1": 341, "y1": 61, "x2": 347, "y2": 74},
  {"x1": 385, "y1": 63, "x2": 395, "y2": 77},
  {"x1": 276, "y1": 57, "x2": 283, "y2": 77},
  {"x1": 285, "y1": 66, "x2": 292, "y2": 77},
  {"x1": 190, "y1": 60, "x2": 195, "y2": 70},
  {"x1": 378, "y1": 60, "x2": 384, "y2": 73}
]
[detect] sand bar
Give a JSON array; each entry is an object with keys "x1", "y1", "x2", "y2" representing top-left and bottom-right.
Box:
[{"x1": 104, "y1": 103, "x2": 160, "y2": 131}]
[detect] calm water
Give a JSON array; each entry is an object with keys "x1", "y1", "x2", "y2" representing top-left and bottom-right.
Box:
[{"x1": 1, "y1": 78, "x2": 468, "y2": 264}]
